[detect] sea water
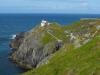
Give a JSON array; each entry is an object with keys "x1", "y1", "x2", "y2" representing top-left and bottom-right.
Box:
[{"x1": 0, "y1": 14, "x2": 100, "y2": 75}]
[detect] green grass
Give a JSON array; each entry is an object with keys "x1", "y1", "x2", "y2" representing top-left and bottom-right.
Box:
[
  {"x1": 22, "y1": 36, "x2": 100, "y2": 75},
  {"x1": 21, "y1": 20, "x2": 100, "y2": 75},
  {"x1": 41, "y1": 23, "x2": 66, "y2": 44}
]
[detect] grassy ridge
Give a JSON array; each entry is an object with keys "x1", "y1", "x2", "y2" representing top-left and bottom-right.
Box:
[
  {"x1": 41, "y1": 23, "x2": 66, "y2": 44},
  {"x1": 22, "y1": 20, "x2": 100, "y2": 75},
  {"x1": 22, "y1": 36, "x2": 100, "y2": 75}
]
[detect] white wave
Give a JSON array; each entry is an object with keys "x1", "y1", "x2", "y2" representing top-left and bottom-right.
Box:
[{"x1": 10, "y1": 34, "x2": 16, "y2": 39}]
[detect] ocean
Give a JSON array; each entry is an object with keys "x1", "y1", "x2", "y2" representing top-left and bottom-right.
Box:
[{"x1": 0, "y1": 14, "x2": 100, "y2": 75}]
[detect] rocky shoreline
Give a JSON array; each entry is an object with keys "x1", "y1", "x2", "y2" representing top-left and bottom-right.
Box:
[
  {"x1": 9, "y1": 20, "x2": 100, "y2": 70},
  {"x1": 9, "y1": 22, "x2": 63, "y2": 69}
]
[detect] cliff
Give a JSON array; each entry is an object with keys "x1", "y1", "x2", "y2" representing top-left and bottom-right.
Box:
[
  {"x1": 9, "y1": 23, "x2": 65, "y2": 69},
  {"x1": 9, "y1": 19, "x2": 100, "y2": 75}
]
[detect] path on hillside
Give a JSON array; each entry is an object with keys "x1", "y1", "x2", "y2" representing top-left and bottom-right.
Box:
[{"x1": 46, "y1": 28, "x2": 62, "y2": 42}]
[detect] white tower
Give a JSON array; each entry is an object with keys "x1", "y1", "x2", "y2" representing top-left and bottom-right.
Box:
[{"x1": 41, "y1": 20, "x2": 47, "y2": 27}]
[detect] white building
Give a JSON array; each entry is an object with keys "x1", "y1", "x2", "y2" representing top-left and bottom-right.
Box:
[
  {"x1": 41, "y1": 20, "x2": 51, "y2": 27},
  {"x1": 41, "y1": 20, "x2": 47, "y2": 27}
]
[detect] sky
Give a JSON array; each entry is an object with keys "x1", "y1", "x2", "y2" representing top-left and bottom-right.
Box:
[{"x1": 0, "y1": 0, "x2": 100, "y2": 14}]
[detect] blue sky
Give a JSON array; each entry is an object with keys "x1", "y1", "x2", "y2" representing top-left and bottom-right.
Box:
[{"x1": 0, "y1": 0, "x2": 100, "y2": 14}]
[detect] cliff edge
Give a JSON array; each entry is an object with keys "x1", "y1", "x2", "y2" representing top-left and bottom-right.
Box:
[
  {"x1": 9, "y1": 19, "x2": 100, "y2": 75},
  {"x1": 9, "y1": 22, "x2": 65, "y2": 69}
]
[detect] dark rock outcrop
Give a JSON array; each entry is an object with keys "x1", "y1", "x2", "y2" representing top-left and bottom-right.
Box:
[
  {"x1": 9, "y1": 26, "x2": 63, "y2": 69},
  {"x1": 9, "y1": 32, "x2": 25, "y2": 52}
]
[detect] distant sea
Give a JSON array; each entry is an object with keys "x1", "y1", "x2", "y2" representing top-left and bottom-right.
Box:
[{"x1": 0, "y1": 14, "x2": 100, "y2": 75}]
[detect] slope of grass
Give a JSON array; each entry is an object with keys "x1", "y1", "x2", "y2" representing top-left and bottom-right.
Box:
[
  {"x1": 41, "y1": 23, "x2": 66, "y2": 44},
  {"x1": 21, "y1": 20, "x2": 100, "y2": 75},
  {"x1": 22, "y1": 36, "x2": 100, "y2": 75}
]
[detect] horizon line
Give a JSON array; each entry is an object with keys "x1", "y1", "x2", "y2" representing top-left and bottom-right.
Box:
[{"x1": 0, "y1": 13, "x2": 100, "y2": 15}]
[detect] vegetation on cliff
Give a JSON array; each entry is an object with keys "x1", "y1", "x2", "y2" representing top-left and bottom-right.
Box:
[
  {"x1": 9, "y1": 19, "x2": 100, "y2": 75},
  {"x1": 23, "y1": 37, "x2": 100, "y2": 75},
  {"x1": 9, "y1": 22, "x2": 66, "y2": 69}
]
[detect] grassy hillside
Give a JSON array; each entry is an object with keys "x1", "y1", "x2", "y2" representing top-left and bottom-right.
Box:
[
  {"x1": 22, "y1": 20, "x2": 100, "y2": 75},
  {"x1": 41, "y1": 23, "x2": 66, "y2": 44},
  {"x1": 22, "y1": 36, "x2": 100, "y2": 75}
]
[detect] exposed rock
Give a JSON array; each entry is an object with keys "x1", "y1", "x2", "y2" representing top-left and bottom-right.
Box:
[
  {"x1": 9, "y1": 20, "x2": 100, "y2": 70},
  {"x1": 83, "y1": 39, "x2": 91, "y2": 45},
  {"x1": 9, "y1": 25, "x2": 63, "y2": 69},
  {"x1": 96, "y1": 25, "x2": 100, "y2": 30},
  {"x1": 9, "y1": 32, "x2": 25, "y2": 52}
]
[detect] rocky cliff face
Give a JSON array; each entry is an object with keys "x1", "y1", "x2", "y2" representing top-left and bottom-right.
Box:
[
  {"x1": 9, "y1": 24, "x2": 64, "y2": 69},
  {"x1": 21, "y1": 19, "x2": 100, "y2": 75},
  {"x1": 9, "y1": 20, "x2": 100, "y2": 70}
]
